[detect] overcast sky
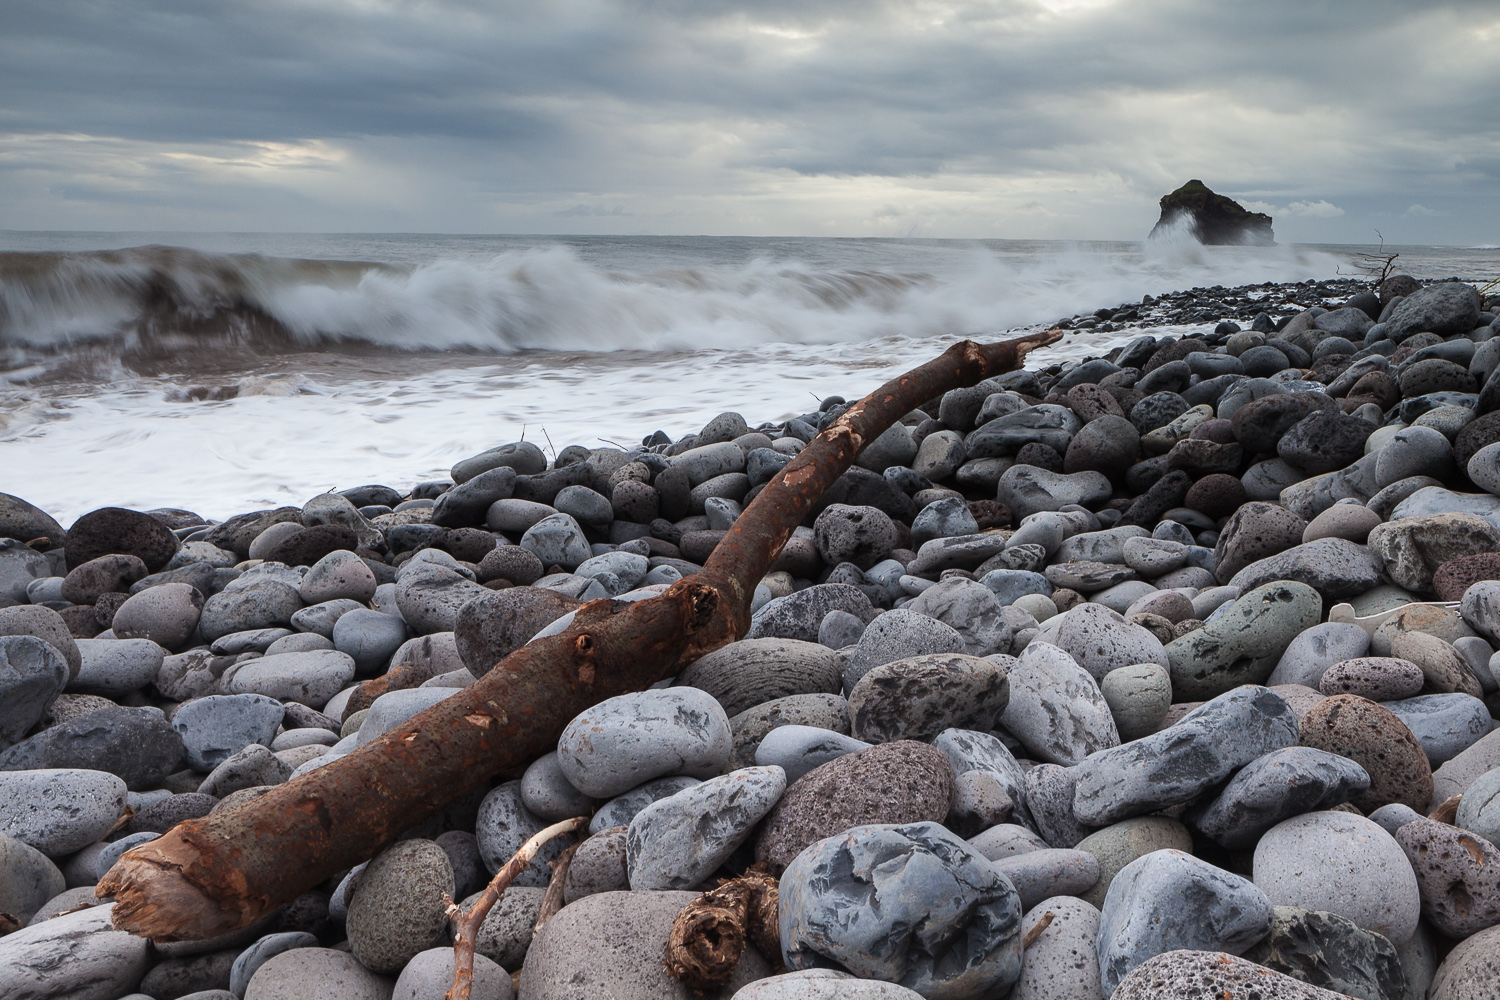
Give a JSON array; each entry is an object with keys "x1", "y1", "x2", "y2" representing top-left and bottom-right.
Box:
[{"x1": 2, "y1": 0, "x2": 1498, "y2": 243}]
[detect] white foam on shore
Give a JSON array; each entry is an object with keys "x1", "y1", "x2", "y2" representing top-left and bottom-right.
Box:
[
  {"x1": 0, "y1": 234, "x2": 1366, "y2": 524},
  {"x1": 0, "y1": 324, "x2": 1206, "y2": 524}
]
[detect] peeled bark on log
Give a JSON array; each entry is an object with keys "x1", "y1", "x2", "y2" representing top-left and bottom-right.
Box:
[
  {"x1": 664, "y1": 865, "x2": 783, "y2": 993},
  {"x1": 96, "y1": 330, "x2": 1060, "y2": 941}
]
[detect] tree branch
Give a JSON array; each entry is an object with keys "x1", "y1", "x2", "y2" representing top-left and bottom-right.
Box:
[
  {"x1": 96, "y1": 329, "x2": 1061, "y2": 942},
  {"x1": 444, "y1": 815, "x2": 586, "y2": 1000}
]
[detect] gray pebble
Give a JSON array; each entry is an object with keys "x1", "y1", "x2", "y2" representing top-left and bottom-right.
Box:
[
  {"x1": 780, "y1": 821, "x2": 1023, "y2": 998},
  {"x1": 1382, "y1": 693, "x2": 1494, "y2": 766},
  {"x1": 242, "y1": 947, "x2": 393, "y2": 1000},
  {"x1": 346, "y1": 839, "x2": 454, "y2": 975},
  {"x1": 0, "y1": 904, "x2": 150, "y2": 1000},
  {"x1": 230, "y1": 932, "x2": 321, "y2": 998},
  {"x1": 198, "y1": 743, "x2": 292, "y2": 797},
  {"x1": 1097, "y1": 849, "x2": 1273, "y2": 996},
  {"x1": 0, "y1": 635, "x2": 70, "y2": 749},
  {"x1": 475, "y1": 781, "x2": 564, "y2": 886},
  {"x1": 589, "y1": 775, "x2": 702, "y2": 834},
  {"x1": 171, "y1": 693, "x2": 285, "y2": 771},
  {"x1": 1187, "y1": 747, "x2": 1371, "y2": 849},
  {"x1": 992, "y1": 848, "x2": 1099, "y2": 909},
  {"x1": 392, "y1": 947, "x2": 514, "y2": 1000},
  {"x1": 843, "y1": 609, "x2": 965, "y2": 689},
  {"x1": 626, "y1": 765, "x2": 785, "y2": 889},
  {"x1": 111, "y1": 582, "x2": 203, "y2": 649},
  {"x1": 556, "y1": 687, "x2": 731, "y2": 799},
  {"x1": 563, "y1": 826, "x2": 630, "y2": 904},
  {"x1": 754, "y1": 725, "x2": 869, "y2": 784},
  {"x1": 0, "y1": 768, "x2": 127, "y2": 856},
  {"x1": 69, "y1": 638, "x2": 164, "y2": 697},
  {"x1": 520, "y1": 751, "x2": 597, "y2": 821},
  {"x1": 1072, "y1": 685, "x2": 1299, "y2": 826},
  {"x1": 999, "y1": 642, "x2": 1118, "y2": 765},
  {"x1": 848, "y1": 652, "x2": 1009, "y2": 743},
  {"x1": 1455, "y1": 765, "x2": 1500, "y2": 843},
  {"x1": 1252, "y1": 810, "x2": 1420, "y2": 945},
  {"x1": 0, "y1": 831, "x2": 65, "y2": 925},
  {"x1": 1009, "y1": 895, "x2": 1102, "y2": 1000},
  {"x1": 464, "y1": 885, "x2": 545, "y2": 971}
]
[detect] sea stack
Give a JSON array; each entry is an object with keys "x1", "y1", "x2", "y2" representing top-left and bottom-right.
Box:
[{"x1": 1151, "y1": 179, "x2": 1275, "y2": 246}]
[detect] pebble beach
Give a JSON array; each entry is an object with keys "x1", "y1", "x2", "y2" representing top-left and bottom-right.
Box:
[{"x1": 4, "y1": 269, "x2": 1500, "y2": 1000}]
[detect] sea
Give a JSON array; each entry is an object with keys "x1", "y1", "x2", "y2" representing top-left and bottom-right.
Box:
[{"x1": 2, "y1": 232, "x2": 1496, "y2": 525}]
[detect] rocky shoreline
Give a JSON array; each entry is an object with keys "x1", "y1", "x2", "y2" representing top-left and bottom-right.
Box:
[{"x1": 2, "y1": 272, "x2": 1500, "y2": 1000}]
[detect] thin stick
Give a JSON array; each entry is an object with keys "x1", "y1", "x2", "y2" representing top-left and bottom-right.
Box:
[
  {"x1": 444, "y1": 816, "x2": 586, "y2": 1000},
  {"x1": 1023, "y1": 910, "x2": 1056, "y2": 949},
  {"x1": 532, "y1": 841, "x2": 581, "y2": 937}
]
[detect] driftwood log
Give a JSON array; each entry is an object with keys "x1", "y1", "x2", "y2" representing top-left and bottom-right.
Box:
[{"x1": 97, "y1": 329, "x2": 1061, "y2": 941}]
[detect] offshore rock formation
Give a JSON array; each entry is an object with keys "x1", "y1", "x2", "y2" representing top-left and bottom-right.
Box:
[{"x1": 1151, "y1": 180, "x2": 1275, "y2": 246}]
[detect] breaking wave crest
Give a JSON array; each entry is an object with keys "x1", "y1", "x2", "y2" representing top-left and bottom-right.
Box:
[{"x1": 1, "y1": 239, "x2": 1343, "y2": 369}]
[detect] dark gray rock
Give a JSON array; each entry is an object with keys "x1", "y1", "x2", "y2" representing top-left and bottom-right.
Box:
[
  {"x1": 1097, "y1": 849, "x2": 1274, "y2": 996},
  {"x1": 1024, "y1": 762, "x2": 1093, "y2": 848},
  {"x1": 813, "y1": 504, "x2": 899, "y2": 570},
  {"x1": 843, "y1": 609, "x2": 965, "y2": 690},
  {"x1": 454, "y1": 586, "x2": 580, "y2": 677},
  {"x1": 198, "y1": 580, "x2": 302, "y2": 642},
  {"x1": 0, "y1": 705, "x2": 183, "y2": 791},
  {"x1": 847, "y1": 652, "x2": 1009, "y2": 743},
  {"x1": 1214, "y1": 502, "x2": 1308, "y2": 584},
  {"x1": 780, "y1": 821, "x2": 1023, "y2": 999},
  {"x1": 0, "y1": 635, "x2": 70, "y2": 750},
  {"x1": 675, "y1": 638, "x2": 843, "y2": 718},
  {"x1": 1072, "y1": 686, "x2": 1300, "y2": 826},
  {"x1": 65, "y1": 506, "x2": 180, "y2": 572},
  {"x1": 393, "y1": 566, "x2": 493, "y2": 635},
  {"x1": 995, "y1": 466, "x2": 1111, "y2": 520},
  {"x1": 1242, "y1": 905, "x2": 1404, "y2": 1000},
  {"x1": 1187, "y1": 747, "x2": 1371, "y2": 849},
  {"x1": 0, "y1": 830, "x2": 65, "y2": 925}
]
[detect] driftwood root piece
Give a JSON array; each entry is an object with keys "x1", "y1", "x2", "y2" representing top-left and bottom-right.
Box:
[
  {"x1": 95, "y1": 329, "x2": 1061, "y2": 942},
  {"x1": 445, "y1": 815, "x2": 587, "y2": 1000},
  {"x1": 665, "y1": 864, "x2": 783, "y2": 993}
]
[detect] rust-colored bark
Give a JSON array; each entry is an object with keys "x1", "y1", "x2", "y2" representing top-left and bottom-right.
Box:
[
  {"x1": 664, "y1": 864, "x2": 783, "y2": 993},
  {"x1": 444, "y1": 816, "x2": 586, "y2": 1000},
  {"x1": 96, "y1": 330, "x2": 1060, "y2": 941}
]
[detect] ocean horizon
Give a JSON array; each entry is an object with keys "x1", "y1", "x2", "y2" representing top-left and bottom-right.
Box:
[{"x1": 3, "y1": 231, "x2": 1495, "y2": 523}]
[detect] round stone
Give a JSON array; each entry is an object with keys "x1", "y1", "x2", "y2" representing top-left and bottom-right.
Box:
[
  {"x1": 1100, "y1": 663, "x2": 1172, "y2": 740},
  {"x1": 346, "y1": 839, "x2": 454, "y2": 975},
  {"x1": 1253, "y1": 810, "x2": 1420, "y2": 945},
  {"x1": 847, "y1": 652, "x2": 1010, "y2": 744},
  {"x1": 1298, "y1": 694, "x2": 1434, "y2": 813},
  {"x1": 754, "y1": 740, "x2": 955, "y2": 871},
  {"x1": 556, "y1": 687, "x2": 732, "y2": 799},
  {"x1": 244, "y1": 947, "x2": 394, "y2": 1000},
  {"x1": 65, "y1": 507, "x2": 180, "y2": 573},
  {"x1": 1319, "y1": 657, "x2": 1425, "y2": 701}
]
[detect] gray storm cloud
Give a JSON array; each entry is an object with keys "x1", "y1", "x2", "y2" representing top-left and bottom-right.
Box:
[{"x1": 1, "y1": 0, "x2": 1497, "y2": 241}]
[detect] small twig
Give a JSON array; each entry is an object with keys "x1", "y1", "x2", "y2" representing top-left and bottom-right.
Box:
[
  {"x1": 541, "y1": 427, "x2": 557, "y2": 464},
  {"x1": 1023, "y1": 910, "x2": 1056, "y2": 949},
  {"x1": 444, "y1": 816, "x2": 586, "y2": 1000},
  {"x1": 532, "y1": 841, "x2": 580, "y2": 937}
]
